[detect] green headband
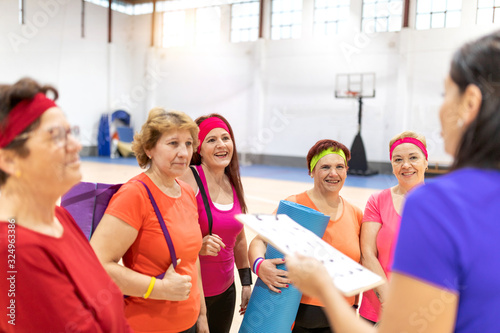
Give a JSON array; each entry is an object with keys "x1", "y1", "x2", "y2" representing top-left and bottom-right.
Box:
[{"x1": 309, "y1": 148, "x2": 347, "y2": 172}]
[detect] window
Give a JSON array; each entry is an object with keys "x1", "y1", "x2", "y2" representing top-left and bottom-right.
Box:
[
  {"x1": 314, "y1": 0, "x2": 350, "y2": 37},
  {"x1": 362, "y1": 0, "x2": 403, "y2": 32},
  {"x1": 162, "y1": 10, "x2": 186, "y2": 47},
  {"x1": 231, "y1": 1, "x2": 260, "y2": 43},
  {"x1": 196, "y1": 6, "x2": 221, "y2": 45},
  {"x1": 415, "y1": 0, "x2": 462, "y2": 30},
  {"x1": 477, "y1": 0, "x2": 500, "y2": 24},
  {"x1": 271, "y1": 0, "x2": 303, "y2": 40}
]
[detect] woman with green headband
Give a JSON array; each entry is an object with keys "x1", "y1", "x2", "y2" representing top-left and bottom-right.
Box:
[{"x1": 248, "y1": 139, "x2": 362, "y2": 333}]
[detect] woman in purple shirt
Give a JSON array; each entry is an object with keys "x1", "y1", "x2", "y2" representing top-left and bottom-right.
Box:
[
  {"x1": 181, "y1": 113, "x2": 252, "y2": 333},
  {"x1": 285, "y1": 30, "x2": 500, "y2": 333}
]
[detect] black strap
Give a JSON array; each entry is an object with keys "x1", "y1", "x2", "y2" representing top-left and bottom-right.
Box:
[
  {"x1": 136, "y1": 180, "x2": 177, "y2": 277},
  {"x1": 190, "y1": 166, "x2": 213, "y2": 235}
]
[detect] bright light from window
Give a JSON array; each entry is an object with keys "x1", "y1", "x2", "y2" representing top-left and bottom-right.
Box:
[
  {"x1": 196, "y1": 6, "x2": 221, "y2": 45},
  {"x1": 162, "y1": 10, "x2": 186, "y2": 47}
]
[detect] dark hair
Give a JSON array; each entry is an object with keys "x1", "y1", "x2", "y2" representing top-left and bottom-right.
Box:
[
  {"x1": 132, "y1": 108, "x2": 199, "y2": 169},
  {"x1": 306, "y1": 139, "x2": 351, "y2": 174},
  {"x1": 450, "y1": 31, "x2": 500, "y2": 170},
  {"x1": 0, "y1": 78, "x2": 58, "y2": 186},
  {"x1": 191, "y1": 113, "x2": 247, "y2": 213}
]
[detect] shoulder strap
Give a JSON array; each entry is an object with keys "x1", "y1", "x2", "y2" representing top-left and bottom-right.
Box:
[
  {"x1": 190, "y1": 166, "x2": 213, "y2": 235},
  {"x1": 136, "y1": 180, "x2": 177, "y2": 271}
]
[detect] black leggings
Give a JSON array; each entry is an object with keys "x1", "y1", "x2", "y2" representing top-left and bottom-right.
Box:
[
  {"x1": 204, "y1": 282, "x2": 236, "y2": 333},
  {"x1": 292, "y1": 303, "x2": 358, "y2": 333}
]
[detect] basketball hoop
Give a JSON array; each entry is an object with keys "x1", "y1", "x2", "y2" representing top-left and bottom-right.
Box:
[{"x1": 346, "y1": 90, "x2": 360, "y2": 98}]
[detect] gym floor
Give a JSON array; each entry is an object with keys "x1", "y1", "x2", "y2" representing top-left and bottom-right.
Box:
[{"x1": 79, "y1": 157, "x2": 392, "y2": 332}]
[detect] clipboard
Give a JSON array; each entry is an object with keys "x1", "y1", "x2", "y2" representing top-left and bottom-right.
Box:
[{"x1": 236, "y1": 213, "x2": 385, "y2": 297}]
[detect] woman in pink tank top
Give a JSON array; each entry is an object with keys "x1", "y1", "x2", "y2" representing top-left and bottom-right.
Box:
[
  {"x1": 180, "y1": 114, "x2": 252, "y2": 333},
  {"x1": 359, "y1": 131, "x2": 428, "y2": 324}
]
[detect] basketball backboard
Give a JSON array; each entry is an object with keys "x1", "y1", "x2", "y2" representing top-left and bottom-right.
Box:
[{"x1": 335, "y1": 73, "x2": 376, "y2": 98}]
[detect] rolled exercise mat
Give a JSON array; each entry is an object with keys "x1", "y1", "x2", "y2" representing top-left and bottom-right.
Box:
[{"x1": 239, "y1": 200, "x2": 330, "y2": 333}]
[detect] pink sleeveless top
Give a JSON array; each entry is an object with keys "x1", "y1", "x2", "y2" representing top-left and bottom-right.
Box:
[{"x1": 195, "y1": 165, "x2": 243, "y2": 297}]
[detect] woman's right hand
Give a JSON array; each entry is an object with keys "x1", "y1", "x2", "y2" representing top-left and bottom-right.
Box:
[
  {"x1": 199, "y1": 234, "x2": 226, "y2": 256},
  {"x1": 154, "y1": 259, "x2": 192, "y2": 301},
  {"x1": 258, "y1": 258, "x2": 291, "y2": 293}
]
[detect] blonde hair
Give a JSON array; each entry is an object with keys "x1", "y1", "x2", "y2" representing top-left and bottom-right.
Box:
[
  {"x1": 132, "y1": 108, "x2": 199, "y2": 169},
  {"x1": 389, "y1": 131, "x2": 427, "y2": 151}
]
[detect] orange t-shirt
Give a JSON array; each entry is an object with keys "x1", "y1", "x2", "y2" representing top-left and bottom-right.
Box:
[
  {"x1": 285, "y1": 192, "x2": 363, "y2": 306},
  {"x1": 105, "y1": 173, "x2": 203, "y2": 333}
]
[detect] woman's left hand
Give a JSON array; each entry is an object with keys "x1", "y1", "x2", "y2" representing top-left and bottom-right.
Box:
[
  {"x1": 196, "y1": 313, "x2": 209, "y2": 333},
  {"x1": 239, "y1": 285, "x2": 252, "y2": 315}
]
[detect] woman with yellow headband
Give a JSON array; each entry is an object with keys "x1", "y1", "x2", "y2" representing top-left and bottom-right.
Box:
[
  {"x1": 359, "y1": 131, "x2": 428, "y2": 325},
  {"x1": 248, "y1": 139, "x2": 362, "y2": 333}
]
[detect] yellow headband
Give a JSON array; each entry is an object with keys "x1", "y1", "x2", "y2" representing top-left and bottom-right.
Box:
[{"x1": 309, "y1": 148, "x2": 347, "y2": 172}]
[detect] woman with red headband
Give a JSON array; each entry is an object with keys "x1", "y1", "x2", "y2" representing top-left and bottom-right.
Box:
[
  {"x1": 180, "y1": 113, "x2": 251, "y2": 333},
  {"x1": 91, "y1": 108, "x2": 208, "y2": 333},
  {"x1": 0, "y1": 78, "x2": 131, "y2": 332},
  {"x1": 359, "y1": 131, "x2": 427, "y2": 324},
  {"x1": 248, "y1": 139, "x2": 362, "y2": 333}
]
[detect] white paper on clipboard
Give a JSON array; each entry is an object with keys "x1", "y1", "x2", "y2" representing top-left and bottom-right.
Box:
[{"x1": 236, "y1": 213, "x2": 385, "y2": 296}]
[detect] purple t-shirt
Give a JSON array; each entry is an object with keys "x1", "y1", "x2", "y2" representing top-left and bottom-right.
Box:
[
  {"x1": 195, "y1": 165, "x2": 243, "y2": 297},
  {"x1": 393, "y1": 168, "x2": 500, "y2": 332}
]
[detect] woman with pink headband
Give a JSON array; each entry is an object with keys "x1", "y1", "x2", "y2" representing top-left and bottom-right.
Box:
[
  {"x1": 0, "y1": 78, "x2": 131, "y2": 332},
  {"x1": 248, "y1": 139, "x2": 362, "y2": 333},
  {"x1": 359, "y1": 131, "x2": 428, "y2": 324},
  {"x1": 180, "y1": 113, "x2": 251, "y2": 333}
]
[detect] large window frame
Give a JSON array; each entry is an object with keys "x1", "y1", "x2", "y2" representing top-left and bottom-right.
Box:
[
  {"x1": 362, "y1": 0, "x2": 404, "y2": 32},
  {"x1": 270, "y1": 0, "x2": 303, "y2": 40},
  {"x1": 314, "y1": 0, "x2": 350, "y2": 37},
  {"x1": 415, "y1": 0, "x2": 462, "y2": 30},
  {"x1": 476, "y1": 0, "x2": 500, "y2": 25},
  {"x1": 231, "y1": 0, "x2": 260, "y2": 43}
]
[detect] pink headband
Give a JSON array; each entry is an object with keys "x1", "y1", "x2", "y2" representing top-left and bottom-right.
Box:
[
  {"x1": 197, "y1": 117, "x2": 230, "y2": 153},
  {"x1": 0, "y1": 93, "x2": 57, "y2": 148},
  {"x1": 390, "y1": 137, "x2": 428, "y2": 160}
]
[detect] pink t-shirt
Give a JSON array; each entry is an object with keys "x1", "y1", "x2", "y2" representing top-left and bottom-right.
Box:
[
  {"x1": 195, "y1": 165, "x2": 243, "y2": 297},
  {"x1": 359, "y1": 188, "x2": 401, "y2": 322}
]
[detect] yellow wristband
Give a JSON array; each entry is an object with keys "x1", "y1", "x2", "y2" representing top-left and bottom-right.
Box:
[{"x1": 143, "y1": 276, "x2": 156, "y2": 299}]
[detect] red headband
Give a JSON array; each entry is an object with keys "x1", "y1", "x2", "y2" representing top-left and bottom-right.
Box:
[
  {"x1": 390, "y1": 137, "x2": 428, "y2": 160},
  {"x1": 197, "y1": 117, "x2": 230, "y2": 153},
  {"x1": 0, "y1": 93, "x2": 57, "y2": 148}
]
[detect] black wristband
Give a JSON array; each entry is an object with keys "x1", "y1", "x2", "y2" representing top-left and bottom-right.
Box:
[{"x1": 238, "y1": 268, "x2": 252, "y2": 286}]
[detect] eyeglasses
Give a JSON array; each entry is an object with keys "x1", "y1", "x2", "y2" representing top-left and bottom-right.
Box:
[{"x1": 15, "y1": 126, "x2": 80, "y2": 148}]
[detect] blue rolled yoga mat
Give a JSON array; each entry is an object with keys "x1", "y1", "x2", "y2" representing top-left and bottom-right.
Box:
[{"x1": 239, "y1": 200, "x2": 330, "y2": 333}]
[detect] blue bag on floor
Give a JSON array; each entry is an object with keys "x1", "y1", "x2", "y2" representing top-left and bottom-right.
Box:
[{"x1": 239, "y1": 200, "x2": 330, "y2": 333}]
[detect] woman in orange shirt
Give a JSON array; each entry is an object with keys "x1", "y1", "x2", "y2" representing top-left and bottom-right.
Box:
[
  {"x1": 91, "y1": 109, "x2": 208, "y2": 333},
  {"x1": 248, "y1": 139, "x2": 362, "y2": 333}
]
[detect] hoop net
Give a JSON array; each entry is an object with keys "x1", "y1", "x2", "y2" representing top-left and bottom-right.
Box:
[{"x1": 346, "y1": 90, "x2": 360, "y2": 98}]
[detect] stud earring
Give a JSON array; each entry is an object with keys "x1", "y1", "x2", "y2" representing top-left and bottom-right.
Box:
[
  {"x1": 457, "y1": 118, "x2": 464, "y2": 128},
  {"x1": 14, "y1": 170, "x2": 21, "y2": 178}
]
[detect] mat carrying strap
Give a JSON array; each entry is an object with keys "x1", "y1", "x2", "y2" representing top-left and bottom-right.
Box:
[{"x1": 190, "y1": 166, "x2": 213, "y2": 235}]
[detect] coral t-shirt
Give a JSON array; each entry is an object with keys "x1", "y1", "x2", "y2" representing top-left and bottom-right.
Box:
[
  {"x1": 105, "y1": 173, "x2": 203, "y2": 333},
  {"x1": 285, "y1": 192, "x2": 363, "y2": 306},
  {"x1": 359, "y1": 188, "x2": 401, "y2": 322}
]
